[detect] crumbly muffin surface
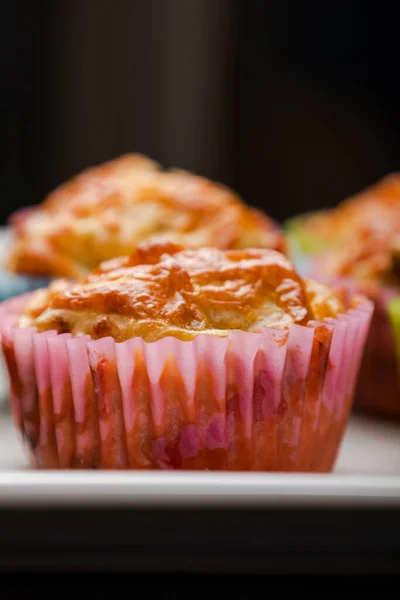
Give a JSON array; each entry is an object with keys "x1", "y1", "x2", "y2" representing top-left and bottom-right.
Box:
[{"x1": 19, "y1": 241, "x2": 345, "y2": 342}]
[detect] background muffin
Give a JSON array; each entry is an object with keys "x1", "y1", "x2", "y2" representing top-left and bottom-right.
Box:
[
  {"x1": 6, "y1": 153, "x2": 286, "y2": 281},
  {"x1": 286, "y1": 174, "x2": 400, "y2": 418},
  {"x1": 0, "y1": 240, "x2": 372, "y2": 471}
]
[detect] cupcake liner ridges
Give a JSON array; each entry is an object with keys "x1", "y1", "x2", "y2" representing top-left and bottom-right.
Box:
[
  {"x1": 354, "y1": 288, "x2": 400, "y2": 418},
  {"x1": 0, "y1": 292, "x2": 373, "y2": 471},
  {"x1": 287, "y1": 210, "x2": 400, "y2": 421},
  {"x1": 304, "y1": 259, "x2": 400, "y2": 419},
  {"x1": 0, "y1": 292, "x2": 40, "y2": 406}
]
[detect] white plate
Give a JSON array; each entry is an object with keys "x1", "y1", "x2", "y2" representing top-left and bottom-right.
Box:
[{"x1": 0, "y1": 403, "x2": 399, "y2": 508}]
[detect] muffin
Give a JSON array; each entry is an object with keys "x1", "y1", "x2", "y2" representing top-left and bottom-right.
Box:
[
  {"x1": 5, "y1": 153, "x2": 285, "y2": 284},
  {"x1": 0, "y1": 240, "x2": 372, "y2": 471},
  {"x1": 285, "y1": 174, "x2": 400, "y2": 418}
]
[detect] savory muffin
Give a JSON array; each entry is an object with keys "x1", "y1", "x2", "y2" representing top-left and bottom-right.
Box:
[
  {"x1": 20, "y1": 240, "x2": 345, "y2": 341},
  {"x1": 0, "y1": 241, "x2": 373, "y2": 471},
  {"x1": 287, "y1": 173, "x2": 400, "y2": 269},
  {"x1": 286, "y1": 174, "x2": 400, "y2": 418},
  {"x1": 6, "y1": 153, "x2": 286, "y2": 279}
]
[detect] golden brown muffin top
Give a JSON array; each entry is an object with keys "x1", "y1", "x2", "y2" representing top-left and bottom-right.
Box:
[
  {"x1": 298, "y1": 173, "x2": 400, "y2": 286},
  {"x1": 19, "y1": 241, "x2": 345, "y2": 343},
  {"x1": 7, "y1": 153, "x2": 286, "y2": 279}
]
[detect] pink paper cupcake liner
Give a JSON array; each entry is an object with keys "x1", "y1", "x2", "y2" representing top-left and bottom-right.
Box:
[
  {"x1": 354, "y1": 287, "x2": 400, "y2": 418},
  {"x1": 0, "y1": 291, "x2": 373, "y2": 471},
  {"x1": 306, "y1": 258, "x2": 400, "y2": 419}
]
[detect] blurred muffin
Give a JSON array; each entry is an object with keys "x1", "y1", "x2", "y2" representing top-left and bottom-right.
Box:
[
  {"x1": 6, "y1": 153, "x2": 286, "y2": 281},
  {"x1": 0, "y1": 240, "x2": 372, "y2": 471},
  {"x1": 286, "y1": 174, "x2": 400, "y2": 418}
]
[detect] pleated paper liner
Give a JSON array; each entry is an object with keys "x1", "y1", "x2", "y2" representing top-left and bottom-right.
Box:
[
  {"x1": 354, "y1": 287, "x2": 400, "y2": 419},
  {"x1": 0, "y1": 291, "x2": 373, "y2": 471},
  {"x1": 0, "y1": 291, "x2": 44, "y2": 406},
  {"x1": 305, "y1": 259, "x2": 400, "y2": 420}
]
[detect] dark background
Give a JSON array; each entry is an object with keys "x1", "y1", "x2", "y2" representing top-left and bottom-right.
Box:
[
  {"x1": 2, "y1": 0, "x2": 400, "y2": 226},
  {"x1": 1, "y1": 2, "x2": 400, "y2": 576}
]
